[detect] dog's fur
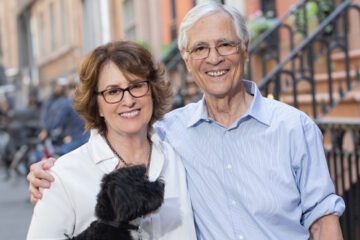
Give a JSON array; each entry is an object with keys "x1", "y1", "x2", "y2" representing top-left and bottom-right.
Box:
[{"x1": 68, "y1": 165, "x2": 165, "y2": 240}]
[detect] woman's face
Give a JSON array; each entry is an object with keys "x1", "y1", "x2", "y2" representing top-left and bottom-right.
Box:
[{"x1": 97, "y1": 61, "x2": 153, "y2": 138}]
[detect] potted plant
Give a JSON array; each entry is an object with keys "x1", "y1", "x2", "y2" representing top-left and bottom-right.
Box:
[
  {"x1": 247, "y1": 10, "x2": 277, "y2": 43},
  {"x1": 290, "y1": 1, "x2": 333, "y2": 36}
]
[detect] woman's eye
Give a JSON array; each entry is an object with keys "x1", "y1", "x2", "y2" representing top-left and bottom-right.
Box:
[
  {"x1": 131, "y1": 83, "x2": 142, "y2": 89},
  {"x1": 107, "y1": 88, "x2": 122, "y2": 95}
]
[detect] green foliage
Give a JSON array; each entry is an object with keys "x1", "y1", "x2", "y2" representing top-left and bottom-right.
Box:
[
  {"x1": 134, "y1": 40, "x2": 150, "y2": 50},
  {"x1": 248, "y1": 10, "x2": 277, "y2": 42},
  {"x1": 291, "y1": 0, "x2": 333, "y2": 34},
  {"x1": 161, "y1": 43, "x2": 171, "y2": 56}
]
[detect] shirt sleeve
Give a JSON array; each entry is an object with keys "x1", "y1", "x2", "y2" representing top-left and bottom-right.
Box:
[
  {"x1": 295, "y1": 114, "x2": 345, "y2": 229},
  {"x1": 154, "y1": 121, "x2": 167, "y2": 142},
  {"x1": 27, "y1": 170, "x2": 75, "y2": 240}
]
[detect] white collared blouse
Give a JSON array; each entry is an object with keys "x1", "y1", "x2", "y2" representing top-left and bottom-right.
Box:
[{"x1": 27, "y1": 130, "x2": 196, "y2": 240}]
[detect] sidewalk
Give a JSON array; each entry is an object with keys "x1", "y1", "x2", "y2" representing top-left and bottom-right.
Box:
[{"x1": 0, "y1": 169, "x2": 33, "y2": 240}]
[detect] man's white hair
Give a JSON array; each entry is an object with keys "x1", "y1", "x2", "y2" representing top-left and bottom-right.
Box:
[{"x1": 178, "y1": 2, "x2": 249, "y2": 53}]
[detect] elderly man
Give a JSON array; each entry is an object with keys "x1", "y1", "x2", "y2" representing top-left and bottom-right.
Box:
[{"x1": 28, "y1": 2, "x2": 344, "y2": 240}]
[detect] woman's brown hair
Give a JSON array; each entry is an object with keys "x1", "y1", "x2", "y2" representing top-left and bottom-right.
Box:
[{"x1": 73, "y1": 41, "x2": 173, "y2": 135}]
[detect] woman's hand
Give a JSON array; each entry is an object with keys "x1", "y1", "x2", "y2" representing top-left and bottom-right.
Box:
[{"x1": 27, "y1": 158, "x2": 56, "y2": 203}]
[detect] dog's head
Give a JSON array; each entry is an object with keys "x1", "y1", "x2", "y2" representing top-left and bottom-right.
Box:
[{"x1": 95, "y1": 165, "x2": 165, "y2": 224}]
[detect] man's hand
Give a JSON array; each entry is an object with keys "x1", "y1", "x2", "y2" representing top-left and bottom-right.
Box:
[
  {"x1": 310, "y1": 214, "x2": 343, "y2": 240},
  {"x1": 27, "y1": 158, "x2": 56, "y2": 203}
]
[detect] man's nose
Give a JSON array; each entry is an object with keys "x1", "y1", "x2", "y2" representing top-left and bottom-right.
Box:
[{"x1": 205, "y1": 47, "x2": 224, "y2": 64}]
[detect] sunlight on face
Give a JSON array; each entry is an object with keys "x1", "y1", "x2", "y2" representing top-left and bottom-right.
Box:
[
  {"x1": 184, "y1": 12, "x2": 248, "y2": 99},
  {"x1": 97, "y1": 61, "x2": 153, "y2": 138}
]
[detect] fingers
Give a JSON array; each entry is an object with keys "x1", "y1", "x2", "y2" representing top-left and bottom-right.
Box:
[
  {"x1": 27, "y1": 171, "x2": 52, "y2": 189},
  {"x1": 29, "y1": 184, "x2": 42, "y2": 204},
  {"x1": 28, "y1": 159, "x2": 55, "y2": 183},
  {"x1": 27, "y1": 157, "x2": 57, "y2": 203},
  {"x1": 40, "y1": 157, "x2": 56, "y2": 171}
]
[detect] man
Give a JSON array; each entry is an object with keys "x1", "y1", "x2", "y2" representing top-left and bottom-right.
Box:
[
  {"x1": 27, "y1": 3, "x2": 344, "y2": 239},
  {"x1": 35, "y1": 78, "x2": 89, "y2": 160}
]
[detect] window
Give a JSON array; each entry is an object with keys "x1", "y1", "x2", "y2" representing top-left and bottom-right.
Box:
[
  {"x1": 123, "y1": 0, "x2": 136, "y2": 40},
  {"x1": 196, "y1": 0, "x2": 224, "y2": 4},
  {"x1": 49, "y1": 2, "x2": 56, "y2": 50},
  {"x1": 38, "y1": 11, "x2": 46, "y2": 56},
  {"x1": 60, "y1": 0, "x2": 67, "y2": 45},
  {"x1": 261, "y1": 0, "x2": 276, "y2": 18}
]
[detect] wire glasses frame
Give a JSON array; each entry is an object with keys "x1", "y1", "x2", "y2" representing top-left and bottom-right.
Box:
[
  {"x1": 95, "y1": 80, "x2": 150, "y2": 104},
  {"x1": 186, "y1": 41, "x2": 241, "y2": 60}
]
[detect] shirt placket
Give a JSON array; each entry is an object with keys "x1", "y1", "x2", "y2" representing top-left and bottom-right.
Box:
[{"x1": 222, "y1": 129, "x2": 247, "y2": 240}]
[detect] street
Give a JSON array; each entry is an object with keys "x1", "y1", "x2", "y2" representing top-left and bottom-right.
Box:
[{"x1": 0, "y1": 168, "x2": 33, "y2": 240}]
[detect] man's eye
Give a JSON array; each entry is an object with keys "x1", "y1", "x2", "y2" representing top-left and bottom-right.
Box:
[
  {"x1": 107, "y1": 88, "x2": 122, "y2": 95},
  {"x1": 218, "y1": 42, "x2": 232, "y2": 48},
  {"x1": 192, "y1": 46, "x2": 208, "y2": 53}
]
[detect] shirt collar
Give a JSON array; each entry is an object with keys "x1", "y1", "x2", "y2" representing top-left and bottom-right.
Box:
[
  {"x1": 85, "y1": 129, "x2": 118, "y2": 173},
  {"x1": 186, "y1": 96, "x2": 210, "y2": 127},
  {"x1": 88, "y1": 129, "x2": 115, "y2": 165},
  {"x1": 186, "y1": 80, "x2": 271, "y2": 127},
  {"x1": 88, "y1": 129, "x2": 164, "y2": 179},
  {"x1": 243, "y1": 80, "x2": 271, "y2": 126}
]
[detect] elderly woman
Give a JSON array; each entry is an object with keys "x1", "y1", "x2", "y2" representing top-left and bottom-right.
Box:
[{"x1": 26, "y1": 41, "x2": 196, "y2": 239}]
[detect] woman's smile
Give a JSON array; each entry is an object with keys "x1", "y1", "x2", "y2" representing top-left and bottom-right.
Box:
[{"x1": 119, "y1": 109, "x2": 140, "y2": 119}]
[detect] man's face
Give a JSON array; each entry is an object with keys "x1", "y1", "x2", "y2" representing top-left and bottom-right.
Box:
[{"x1": 183, "y1": 12, "x2": 248, "y2": 99}]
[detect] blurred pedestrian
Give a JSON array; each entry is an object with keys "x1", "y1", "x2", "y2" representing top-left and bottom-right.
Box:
[{"x1": 35, "y1": 78, "x2": 88, "y2": 161}]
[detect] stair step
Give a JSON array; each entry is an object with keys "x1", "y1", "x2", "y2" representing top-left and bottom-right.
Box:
[
  {"x1": 281, "y1": 69, "x2": 360, "y2": 95},
  {"x1": 332, "y1": 48, "x2": 360, "y2": 61},
  {"x1": 280, "y1": 92, "x2": 339, "y2": 117},
  {"x1": 326, "y1": 84, "x2": 360, "y2": 117},
  {"x1": 309, "y1": 48, "x2": 360, "y2": 75},
  {"x1": 332, "y1": 49, "x2": 360, "y2": 72},
  {"x1": 280, "y1": 84, "x2": 360, "y2": 117}
]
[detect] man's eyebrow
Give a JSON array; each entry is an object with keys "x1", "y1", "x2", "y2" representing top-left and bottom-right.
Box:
[
  {"x1": 216, "y1": 38, "x2": 236, "y2": 43},
  {"x1": 189, "y1": 41, "x2": 209, "y2": 47},
  {"x1": 190, "y1": 39, "x2": 235, "y2": 46}
]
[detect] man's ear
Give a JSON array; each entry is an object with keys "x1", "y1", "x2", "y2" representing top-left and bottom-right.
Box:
[
  {"x1": 180, "y1": 49, "x2": 192, "y2": 73},
  {"x1": 242, "y1": 41, "x2": 250, "y2": 62}
]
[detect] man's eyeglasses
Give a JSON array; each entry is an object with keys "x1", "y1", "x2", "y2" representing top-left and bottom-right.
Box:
[
  {"x1": 186, "y1": 41, "x2": 241, "y2": 60},
  {"x1": 95, "y1": 80, "x2": 150, "y2": 104}
]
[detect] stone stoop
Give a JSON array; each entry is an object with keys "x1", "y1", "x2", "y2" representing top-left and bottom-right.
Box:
[{"x1": 279, "y1": 48, "x2": 360, "y2": 118}]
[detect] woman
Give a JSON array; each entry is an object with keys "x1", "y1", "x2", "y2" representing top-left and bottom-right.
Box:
[{"x1": 27, "y1": 41, "x2": 196, "y2": 239}]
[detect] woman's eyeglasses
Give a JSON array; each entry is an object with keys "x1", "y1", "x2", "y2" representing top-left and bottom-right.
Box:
[{"x1": 95, "y1": 80, "x2": 150, "y2": 104}]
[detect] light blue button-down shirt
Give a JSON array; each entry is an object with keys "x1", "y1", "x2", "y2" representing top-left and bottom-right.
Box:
[{"x1": 155, "y1": 80, "x2": 345, "y2": 240}]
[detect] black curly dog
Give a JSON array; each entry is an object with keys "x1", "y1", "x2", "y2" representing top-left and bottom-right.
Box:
[{"x1": 68, "y1": 165, "x2": 165, "y2": 240}]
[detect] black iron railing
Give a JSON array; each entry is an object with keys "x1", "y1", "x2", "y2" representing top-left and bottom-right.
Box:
[
  {"x1": 250, "y1": 0, "x2": 360, "y2": 118},
  {"x1": 162, "y1": 40, "x2": 182, "y2": 72},
  {"x1": 317, "y1": 119, "x2": 360, "y2": 240},
  {"x1": 247, "y1": 0, "x2": 339, "y2": 81}
]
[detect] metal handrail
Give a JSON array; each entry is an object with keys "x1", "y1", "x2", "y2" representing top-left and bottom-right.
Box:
[{"x1": 259, "y1": 0, "x2": 352, "y2": 89}]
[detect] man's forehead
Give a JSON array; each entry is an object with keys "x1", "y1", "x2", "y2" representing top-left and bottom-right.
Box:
[{"x1": 186, "y1": 13, "x2": 237, "y2": 44}]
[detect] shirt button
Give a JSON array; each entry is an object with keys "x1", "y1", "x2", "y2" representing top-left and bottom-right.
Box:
[
  {"x1": 238, "y1": 235, "x2": 245, "y2": 240},
  {"x1": 226, "y1": 164, "x2": 232, "y2": 169},
  {"x1": 230, "y1": 200, "x2": 237, "y2": 206}
]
